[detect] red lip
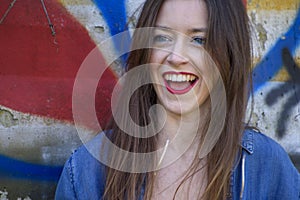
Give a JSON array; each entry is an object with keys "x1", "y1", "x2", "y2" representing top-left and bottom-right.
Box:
[
  {"x1": 163, "y1": 71, "x2": 199, "y2": 95},
  {"x1": 163, "y1": 71, "x2": 196, "y2": 76}
]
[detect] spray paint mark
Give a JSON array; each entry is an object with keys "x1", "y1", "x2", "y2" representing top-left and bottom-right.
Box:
[
  {"x1": 92, "y1": 0, "x2": 131, "y2": 65},
  {"x1": 265, "y1": 48, "x2": 300, "y2": 138},
  {"x1": 252, "y1": 8, "x2": 300, "y2": 92}
]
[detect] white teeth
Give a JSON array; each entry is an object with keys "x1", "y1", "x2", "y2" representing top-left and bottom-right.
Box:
[
  {"x1": 164, "y1": 74, "x2": 197, "y2": 82},
  {"x1": 172, "y1": 74, "x2": 177, "y2": 81},
  {"x1": 178, "y1": 74, "x2": 183, "y2": 82}
]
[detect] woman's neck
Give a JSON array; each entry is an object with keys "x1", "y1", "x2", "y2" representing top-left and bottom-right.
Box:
[{"x1": 154, "y1": 106, "x2": 209, "y2": 170}]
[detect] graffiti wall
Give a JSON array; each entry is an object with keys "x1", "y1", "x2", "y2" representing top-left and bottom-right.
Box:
[
  {"x1": 247, "y1": 0, "x2": 300, "y2": 170},
  {"x1": 0, "y1": 0, "x2": 299, "y2": 199}
]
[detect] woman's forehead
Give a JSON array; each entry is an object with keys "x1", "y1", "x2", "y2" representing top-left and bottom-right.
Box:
[{"x1": 155, "y1": 0, "x2": 208, "y2": 32}]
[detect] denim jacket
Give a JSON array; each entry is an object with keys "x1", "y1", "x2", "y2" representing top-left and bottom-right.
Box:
[{"x1": 55, "y1": 129, "x2": 300, "y2": 200}]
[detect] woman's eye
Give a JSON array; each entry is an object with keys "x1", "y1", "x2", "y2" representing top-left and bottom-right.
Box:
[
  {"x1": 153, "y1": 35, "x2": 172, "y2": 44},
  {"x1": 192, "y1": 37, "x2": 206, "y2": 45}
]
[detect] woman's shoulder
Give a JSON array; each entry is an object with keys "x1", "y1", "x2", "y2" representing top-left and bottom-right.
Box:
[
  {"x1": 68, "y1": 131, "x2": 108, "y2": 177},
  {"x1": 243, "y1": 130, "x2": 299, "y2": 185},
  {"x1": 241, "y1": 128, "x2": 298, "y2": 168},
  {"x1": 242, "y1": 128, "x2": 299, "y2": 177},
  {"x1": 242, "y1": 128, "x2": 292, "y2": 157},
  {"x1": 243, "y1": 128, "x2": 300, "y2": 166},
  {"x1": 55, "y1": 132, "x2": 107, "y2": 199},
  {"x1": 239, "y1": 128, "x2": 300, "y2": 199},
  {"x1": 74, "y1": 132, "x2": 107, "y2": 159}
]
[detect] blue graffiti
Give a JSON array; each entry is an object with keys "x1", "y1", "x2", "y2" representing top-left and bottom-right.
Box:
[
  {"x1": 0, "y1": 154, "x2": 62, "y2": 182},
  {"x1": 251, "y1": 7, "x2": 300, "y2": 139},
  {"x1": 265, "y1": 48, "x2": 300, "y2": 138},
  {"x1": 253, "y1": 8, "x2": 300, "y2": 92},
  {"x1": 93, "y1": 0, "x2": 131, "y2": 65}
]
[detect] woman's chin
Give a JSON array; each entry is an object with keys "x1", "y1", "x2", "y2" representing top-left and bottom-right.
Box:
[{"x1": 160, "y1": 100, "x2": 200, "y2": 116}]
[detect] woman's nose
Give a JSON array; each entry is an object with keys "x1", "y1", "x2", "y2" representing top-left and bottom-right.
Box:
[{"x1": 166, "y1": 42, "x2": 189, "y2": 66}]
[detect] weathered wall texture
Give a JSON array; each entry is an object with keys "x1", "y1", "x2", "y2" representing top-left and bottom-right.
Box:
[
  {"x1": 0, "y1": 0, "x2": 299, "y2": 199},
  {"x1": 246, "y1": 0, "x2": 300, "y2": 170}
]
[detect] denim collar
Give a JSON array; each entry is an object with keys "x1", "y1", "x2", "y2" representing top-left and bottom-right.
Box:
[{"x1": 241, "y1": 129, "x2": 254, "y2": 155}]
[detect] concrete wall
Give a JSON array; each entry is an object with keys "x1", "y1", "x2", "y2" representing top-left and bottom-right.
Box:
[
  {"x1": 0, "y1": 0, "x2": 299, "y2": 199},
  {"x1": 246, "y1": 0, "x2": 300, "y2": 170}
]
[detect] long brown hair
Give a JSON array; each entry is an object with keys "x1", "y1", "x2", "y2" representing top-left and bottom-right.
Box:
[{"x1": 103, "y1": 0, "x2": 252, "y2": 199}]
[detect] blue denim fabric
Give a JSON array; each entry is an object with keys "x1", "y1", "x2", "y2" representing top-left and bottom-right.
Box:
[{"x1": 55, "y1": 129, "x2": 300, "y2": 200}]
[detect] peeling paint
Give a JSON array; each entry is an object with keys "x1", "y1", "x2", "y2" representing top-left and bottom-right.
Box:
[
  {"x1": 255, "y1": 23, "x2": 268, "y2": 50},
  {"x1": 0, "y1": 109, "x2": 18, "y2": 128}
]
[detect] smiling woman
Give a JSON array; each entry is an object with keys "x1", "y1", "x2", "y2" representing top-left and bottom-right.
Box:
[{"x1": 55, "y1": 0, "x2": 300, "y2": 199}]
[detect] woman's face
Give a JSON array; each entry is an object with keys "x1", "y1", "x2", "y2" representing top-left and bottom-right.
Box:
[{"x1": 150, "y1": 0, "x2": 217, "y2": 116}]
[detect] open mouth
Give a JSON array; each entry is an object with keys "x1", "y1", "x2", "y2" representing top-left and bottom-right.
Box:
[{"x1": 163, "y1": 72, "x2": 199, "y2": 95}]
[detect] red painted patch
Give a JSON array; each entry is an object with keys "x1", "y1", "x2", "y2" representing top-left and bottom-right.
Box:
[{"x1": 0, "y1": 0, "x2": 117, "y2": 129}]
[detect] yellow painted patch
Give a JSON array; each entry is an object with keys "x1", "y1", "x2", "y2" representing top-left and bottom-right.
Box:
[
  {"x1": 248, "y1": 0, "x2": 299, "y2": 10},
  {"x1": 272, "y1": 58, "x2": 300, "y2": 81},
  {"x1": 58, "y1": 0, "x2": 93, "y2": 6}
]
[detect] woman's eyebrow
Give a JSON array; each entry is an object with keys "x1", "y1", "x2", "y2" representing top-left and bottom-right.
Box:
[
  {"x1": 188, "y1": 28, "x2": 207, "y2": 33},
  {"x1": 154, "y1": 25, "x2": 172, "y2": 31},
  {"x1": 154, "y1": 25, "x2": 207, "y2": 34}
]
